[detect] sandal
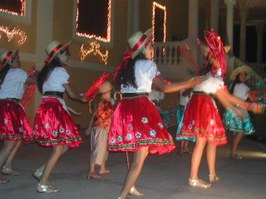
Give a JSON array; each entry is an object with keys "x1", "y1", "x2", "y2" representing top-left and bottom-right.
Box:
[
  {"x1": 230, "y1": 154, "x2": 242, "y2": 160},
  {"x1": 99, "y1": 169, "x2": 112, "y2": 175},
  {"x1": 209, "y1": 174, "x2": 220, "y2": 182},
  {"x1": 87, "y1": 173, "x2": 101, "y2": 180},
  {"x1": 129, "y1": 186, "x2": 143, "y2": 196},
  {"x1": 188, "y1": 178, "x2": 211, "y2": 189},
  {"x1": 0, "y1": 176, "x2": 9, "y2": 184},
  {"x1": 2, "y1": 166, "x2": 21, "y2": 176}
]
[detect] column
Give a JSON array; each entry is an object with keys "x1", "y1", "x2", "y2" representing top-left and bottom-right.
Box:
[
  {"x1": 127, "y1": 0, "x2": 139, "y2": 38},
  {"x1": 210, "y1": 0, "x2": 219, "y2": 31},
  {"x1": 224, "y1": 0, "x2": 236, "y2": 55},
  {"x1": 239, "y1": 7, "x2": 248, "y2": 61},
  {"x1": 256, "y1": 24, "x2": 264, "y2": 63},
  {"x1": 188, "y1": 0, "x2": 198, "y2": 39}
]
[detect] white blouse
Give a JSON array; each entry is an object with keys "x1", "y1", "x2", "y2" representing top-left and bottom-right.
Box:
[
  {"x1": 233, "y1": 83, "x2": 249, "y2": 100},
  {"x1": 43, "y1": 67, "x2": 69, "y2": 93},
  {"x1": 121, "y1": 60, "x2": 160, "y2": 93},
  {"x1": 193, "y1": 76, "x2": 224, "y2": 94},
  {"x1": 0, "y1": 68, "x2": 28, "y2": 99}
]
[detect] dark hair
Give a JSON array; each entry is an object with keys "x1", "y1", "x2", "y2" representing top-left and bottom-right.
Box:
[
  {"x1": 116, "y1": 53, "x2": 146, "y2": 88},
  {"x1": 229, "y1": 73, "x2": 248, "y2": 93},
  {"x1": 37, "y1": 58, "x2": 62, "y2": 93},
  {"x1": 0, "y1": 64, "x2": 11, "y2": 89}
]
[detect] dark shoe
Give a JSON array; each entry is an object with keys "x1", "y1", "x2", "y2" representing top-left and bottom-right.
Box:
[{"x1": 230, "y1": 154, "x2": 242, "y2": 160}]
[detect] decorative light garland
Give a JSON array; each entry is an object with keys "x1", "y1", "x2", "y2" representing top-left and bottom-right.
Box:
[
  {"x1": 76, "y1": 0, "x2": 111, "y2": 43},
  {"x1": 0, "y1": 0, "x2": 26, "y2": 16},
  {"x1": 0, "y1": 26, "x2": 27, "y2": 45},
  {"x1": 80, "y1": 41, "x2": 109, "y2": 65},
  {"x1": 152, "y1": 1, "x2": 167, "y2": 42}
]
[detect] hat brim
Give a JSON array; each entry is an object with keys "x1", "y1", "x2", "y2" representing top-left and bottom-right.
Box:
[
  {"x1": 46, "y1": 40, "x2": 71, "y2": 64},
  {"x1": 131, "y1": 29, "x2": 153, "y2": 59},
  {"x1": 230, "y1": 65, "x2": 253, "y2": 81},
  {"x1": 0, "y1": 49, "x2": 19, "y2": 69}
]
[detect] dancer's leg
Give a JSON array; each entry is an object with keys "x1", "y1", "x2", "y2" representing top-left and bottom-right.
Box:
[{"x1": 119, "y1": 147, "x2": 149, "y2": 199}]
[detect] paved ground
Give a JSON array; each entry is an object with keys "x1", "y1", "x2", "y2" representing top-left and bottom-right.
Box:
[{"x1": 0, "y1": 127, "x2": 266, "y2": 199}]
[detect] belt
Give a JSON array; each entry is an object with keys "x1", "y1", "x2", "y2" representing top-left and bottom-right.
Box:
[
  {"x1": 5, "y1": 98, "x2": 20, "y2": 103},
  {"x1": 44, "y1": 91, "x2": 64, "y2": 99},
  {"x1": 122, "y1": 93, "x2": 149, "y2": 98}
]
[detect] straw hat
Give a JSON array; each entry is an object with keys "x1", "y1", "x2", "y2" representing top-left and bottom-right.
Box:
[
  {"x1": 45, "y1": 40, "x2": 71, "y2": 64},
  {"x1": 230, "y1": 65, "x2": 253, "y2": 81},
  {"x1": 0, "y1": 50, "x2": 19, "y2": 69},
  {"x1": 128, "y1": 28, "x2": 153, "y2": 59}
]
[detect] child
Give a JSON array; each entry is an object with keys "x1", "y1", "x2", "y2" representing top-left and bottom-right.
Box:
[
  {"x1": 224, "y1": 66, "x2": 255, "y2": 159},
  {"x1": 32, "y1": 40, "x2": 84, "y2": 193},
  {"x1": 84, "y1": 73, "x2": 113, "y2": 179},
  {"x1": 176, "y1": 88, "x2": 193, "y2": 154}
]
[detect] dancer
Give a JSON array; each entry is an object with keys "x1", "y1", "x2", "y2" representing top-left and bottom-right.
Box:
[
  {"x1": 0, "y1": 50, "x2": 36, "y2": 182},
  {"x1": 224, "y1": 66, "x2": 255, "y2": 160},
  {"x1": 32, "y1": 40, "x2": 84, "y2": 193},
  {"x1": 84, "y1": 73, "x2": 113, "y2": 179},
  {"x1": 107, "y1": 28, "x2": 205, "y2": 199},
  {"x1": 177, "y1": 30, "x2": 263, "y2": 189},
  {"x1": 175, "y1": 88, "x2": 193, "y2": 154}
]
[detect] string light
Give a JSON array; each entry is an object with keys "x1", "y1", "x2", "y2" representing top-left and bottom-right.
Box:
[
  {"x1": 80, "y1": 41, "x2": 109, "y2": 65},
  {"x1": 0, "y1": 26, "x2": 27, "y2": 45},
  {"x1": 0, "y1": 0, "x2": 26, "y2": 16},
  {"x1": 76, "y1": 0, "x2": 111, "y2": 43},
  {"x1": 152, "y1": 2, "x2": 167, "y2": 42}
]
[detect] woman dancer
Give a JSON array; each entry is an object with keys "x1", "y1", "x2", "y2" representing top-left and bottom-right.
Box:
[
  {"x1": 33, "y1": 40, "x2": 84, "y2": 193},
  {"x1": 107, "y1": 28, "x2": 205, "y2": 199},
  {"x1": 0, "y1": 50, "x2": 36, "y2": 182},
  {"x1": 177, "y1": 30, "x2": 263, "y2": 189}
]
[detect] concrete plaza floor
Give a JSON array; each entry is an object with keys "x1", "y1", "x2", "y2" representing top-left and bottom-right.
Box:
[{"x1": 1, "y1": 128, "x2": 266, "y2": 199}]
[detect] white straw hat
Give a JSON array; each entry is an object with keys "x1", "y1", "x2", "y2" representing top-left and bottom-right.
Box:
[
  {"x1": 230, "y1": 65, "x2": 253, "y2": 81},
  {"x1": 0, "y1": 50, "x2": 19, "y2": 69},
  {"x1": 45, "y1": 40, "x2": 71, "y2": 64},
  {"x1": 127, "y1": 28, "x2": 153, "y2": 59}
]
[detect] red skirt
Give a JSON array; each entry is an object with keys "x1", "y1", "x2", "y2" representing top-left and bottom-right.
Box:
[
  {"x1": 177, "y1": 94, "x2": 227, "y2": 146},
  {"x1": 108, "y1": 96, "x2": 176, "y2": 155},
  {"x1": 0, "y1": 99, "x2": 33, "y2": 144},
  {"x1": 33, "y1": 97, "x2": 82, "y2": 148}
]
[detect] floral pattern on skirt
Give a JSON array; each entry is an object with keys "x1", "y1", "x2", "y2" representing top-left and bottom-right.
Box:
[
  {"x1": 0, "y1": 100, "x2": 33, "y2": 143},
  {"x1": 108, "y1": 97, "x2": 176, "y2": 155},
  {"x1": 177, "y1": 94, "x2": 227, "y2": 146},
  {"x1": 33, "y1": 97, "x2": 82, "y2": 148},
  {"x1": 223, "y1": 108, "x2": 255, "y2": 135}
]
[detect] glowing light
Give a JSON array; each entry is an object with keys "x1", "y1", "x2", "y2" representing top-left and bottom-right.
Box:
[
  {"x1": 152, "y1": 2, "x2": 167, "y2": 42},
  {"x1": 76, "y1": 0, "x2": 111, "y2": 43},
  {"x1": 80, "y1": 41, "x2": 109, "y2": 65},
  {"x1": 0, "y1": 26, "x2": 27, "y2": 45},
  {"x1": 0, "y1": 0, "x2": 26, "y2": 16}
]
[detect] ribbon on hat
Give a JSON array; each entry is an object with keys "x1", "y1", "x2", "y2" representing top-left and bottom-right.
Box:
[
  {"x1": 113, "y1": 51, "x2": 132, "y2": 83},
  {"x1": 0, "y1": 51, "x2": 13, "y2": 68},
  {"x1": 131, "y1": 34, "x2": 147, "y2": 55},
  {"x1": 44, "y1": 44, "x2": 63, "y2": 64},
  {"x1": 20, "y1": 66, "x2": 37, "y2": 109}
]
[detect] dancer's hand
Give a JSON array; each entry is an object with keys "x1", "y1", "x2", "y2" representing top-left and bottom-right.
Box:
[{"x1": 250, "y1": 103, "x2": 264, "y2": 114}]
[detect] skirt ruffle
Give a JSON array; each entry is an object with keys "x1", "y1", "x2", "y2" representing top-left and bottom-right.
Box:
[
  {"x1": 223, "y1": 108, "x2": 255, "y2": 135},
  {"x1": 33, "y1": 97, "x2": 82, "y2": 148},
  {"x1": 0, "y1": 100, "x2": 33, "y2": 143},
  {"x1": 177, "y1": 94, "x2": 227, "y2": 146},
  {"x1": 108, "y1": 97, "x2": 176, "y2": 155}
]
